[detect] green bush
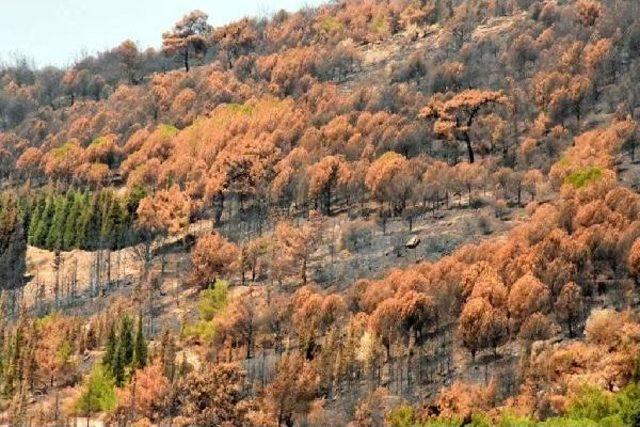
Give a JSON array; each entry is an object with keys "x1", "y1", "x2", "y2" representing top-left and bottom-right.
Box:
[
  {"x1": 75, "y1": 364, "x2": 117, "y2": 416},
  {"x1": 387, "y1": 405, "x2": 418, "y2": 427},
  {"x1": 564, "y1": 166, "x2": 603, "y2": 188},
  {"x1": 182, "y1": 280, "x2": 229, "y2": 342}
]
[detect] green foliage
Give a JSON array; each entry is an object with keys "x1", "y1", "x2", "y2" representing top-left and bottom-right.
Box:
[
  {"x1": 198, "y1": 280, "x2": 229, "y2": 321},
  {"x1": 103, "y1": 314, "x2": 148, "y2": 386},
  {"x1": 158, "y1": 123, "x2": 179, "y2": 138},
  {"x1": 227, "y1": 103, "x2": 254, "y2": 116},
  {"x1": 418, "y1": 419, "x2": 462, "y2": 427},
  {"x1": 181, "y1": 320, "x2": 217, "y2": 342},
  {"x1": 133, "y1": 316, "x2": 148, "y2": 369},
  {"x1": 182, "y1": 280, "x2": 229, "y2": 342},
  {"x1": 371, "y1": 15, "x2": 389, "y2": 35},
  {"x1": 321, "y1": 16, "x2": 345, "y2": 33},
  {"x1": 102, "y1": 324, "x2": 117, "y2": 370},
  {"x1": 75, "y1": 364, "x2": 117, "y2": 415},
  {"x1": 496, "y1": 413, "x2": 536, "y2": 427},
  {"x1": 25, "y1": 188, "x2": 135, "y2": 251},
  {"x1": 564, "y1": 166, "x2": 603, "y2": 188},
  {"x1": 536, "y1": 419, "x2": 600, "y2": 427},
  {"x1": 112, "y1": 342, "x2": 126, "y2": 387},
  {"x1": 470, "y1": 414, "x2": 495, "y2": 427},
  {"x1": 0, "y1": 192, "x2": 27, "y2": 290},
  {"x1": 52, "y1": 141, "x2": 76, "y2": 159},
  {"x1": 420, "y1": 385, "x2": 640, "y2": 427},
  {"x1": 119, "y1": 315, "x2": 134, "y2": 366},
  {"x1": 57, "y1": 337, "x2": 73, "y2": 364},
  {"x1": 387, "y1": 405, "x2": 418, "y2": 427},
  {"x1": 565, "y1": 384, "x2": 619, "y2": 421},
  {"x1": 614, "y1": 384, "x2": 640, "y2": 425}
]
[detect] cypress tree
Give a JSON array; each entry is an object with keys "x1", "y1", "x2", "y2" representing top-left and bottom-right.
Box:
[
  {"x1": 75, "y1": 191, "x2": 93, "y2": 250},
  {"x1": 119, "y1": 315, "x2": 134, "y2": 366},
  {"x1": 133, "y1": 316, "x2": 148, "y2": 369},
  {"x1": 116, "y1": 204, "x2": 130, "y2": 250},
  {"x1": 100, "y1": 192, "x2": 116, "y2": 250},
  {"x1": 85, "y1": 193, "x2": 102, "y2": 250},
  {"x1": 33, "y1": 195, "x2": 54, "y2": 248},
  {"x1": 62, "y1": 191, "x2": 81, "y2": 251},
  {"x1": 46, "y1": 195, "x2": 68, "y2": 250},
  {"x1": 0, "y1": 194, "x2": 27, "y2": 290},
  {"x1": 27, "y1": 195, "x2": 44, "y2": 246},
  {"x1": 102, "y1": 323, "x2": 117, "y2": 371},
  {"x1": 112, "y1": 343, "x2": 126, "y2": 388}
]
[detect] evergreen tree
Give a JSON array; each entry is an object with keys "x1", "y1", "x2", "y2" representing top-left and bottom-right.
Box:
[
  {"x1": 62, "y1": 191, "x2": 81, "y2": 251},
  {"x1": 33, "y1": 195, "x2": 54, "y2": 247},
  {"x1": 75, "y1": 364, "x2": 117, "y2": 415},
  {"x1": 110, "y1": 199, "x2": 128, "y2": 250},
  {"x1": 102, "y1": 323, "x2": 117, "y2": 371},
  {"x1": 0, "y1": 193, "x2": 27, "y2": 290},
  {"x1": 100, "y1": 192, "x2": 116, "y2": 250},
  {"x1": 133, "y1": 315, "x2": 148, "y2": 369},
  {"x1": 112, "y1": 343, "x2": 126, "y2": 387},
  {"x1": 17, "y1": 196, "x2": 32, "y2": 237},
  {"x1": 75, "y1": 191, "x2": 93, "y2": 249},
  {"x1": 27, "y1": 196, "x2": 44, "y2": 246},
  {"x1": 120, "y1": 315, "x2": 134, "y2": 366},
  {"x1": 84, "y1": 193, "x2": 102, "y2": 250},
  {"x1": 46, "y1": 195, "x2": 68, "y2": 250}
]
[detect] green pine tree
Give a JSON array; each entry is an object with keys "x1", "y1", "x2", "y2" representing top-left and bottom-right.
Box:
[
  {"x1": 62, "y1": 191, "x2": 81, "y2": 251},
  {"x1": 112, "y1": 343, "x2": 126, "y2": 387},
  {"x1": 75, "y1": 364, "x2": 117, "y2": 415},
  {"x1": 0, "y1": 193, "x2": 27, "y2": 290},
  {"x1": 46, "y1": 195, "x2": 69, "y2": 250},
  {"x1": 102, "y1": 323, "x2": 117, "y2": 371},
  {"x1": 119, "y1": 315, "x2": 134, "y2": 366},
  {"x1": 75, "y1": 191, "x2": 93, "y2": 249},
  {"x1": 133, "y1": 316, "x2": 148, "y2": 369},
  {"x1": 33, "y1": 194, "x2": 54, "y2": 247},
  {"x1": 27, "y1": 195, "x2": 44, "y2": 246},
  {"x1": 100, "y1": 192, "x2": 116, "y2": 250},
  {"x1": 84, "y1": 193, "x2": 102, "y2": 250}
]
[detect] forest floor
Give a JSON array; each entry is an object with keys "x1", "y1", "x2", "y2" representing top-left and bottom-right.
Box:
[{"x1": 21, "y1": 197, "x2": 527, "y2": 333}]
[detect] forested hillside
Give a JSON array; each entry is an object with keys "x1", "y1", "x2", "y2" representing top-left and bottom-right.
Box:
[{"x1": 2, "y1": 0, "x2": 640, "y2": 425}]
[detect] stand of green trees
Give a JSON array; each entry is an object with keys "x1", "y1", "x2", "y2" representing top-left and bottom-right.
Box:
[
  {"x1": 25, "y1": 188, "x2": 144, "y2": 252},
  {"x1": 102, "y1": 315, "x2": 148, "y2": 387},
  {"x1": 0, "y1": 193, "x2": 27, "y2": 290}
]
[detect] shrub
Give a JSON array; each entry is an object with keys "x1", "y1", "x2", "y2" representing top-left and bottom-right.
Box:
[
  {"x1": 565, "y1": 166, "x2": 603, "y2": 188},
  {"x1": 74, "y1": 364, "x2": 117, "y2": 416},
  {"x1": 182, "y1": 280, "x2": 228, "y2": 342}
]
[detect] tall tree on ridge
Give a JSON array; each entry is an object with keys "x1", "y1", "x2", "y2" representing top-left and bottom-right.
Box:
[{"x1": 162, "y1": 10, "x2": 211, "y2": 72}]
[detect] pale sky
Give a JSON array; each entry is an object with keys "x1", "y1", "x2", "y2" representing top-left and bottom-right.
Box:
[{"x1": 0, "y1": 0, "x2": 327, "y2": 68}]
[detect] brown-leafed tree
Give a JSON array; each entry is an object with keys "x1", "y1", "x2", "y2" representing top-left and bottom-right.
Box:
[
  {"x1": 507, "y1": 273, "x2": 551, "y2": 330},
  {"x1": 555, "y1": 282, "x2": 584, "y2": 338},
  {"x1": 458, "y1": 297, "x2": 508, "y2": 360},
  {"x1": 307, "y1": 155, "x2": 350, "y2": 216},
  {"x1": 262, "y1": 353, "x2": 318, "y2": 427},
  {"x1": 170, "y1": 363, "x2": 247, "y2": 426},
  {"x1": 273, "y1": 217, "x2": 321, "y2": 286},
  {"x1": 420, "y1": 89, "x2": 507, "y2": 163},
  {"x1": 162, "y1": 10, "x2": 211, "y2": 72},
  {"x1": 627, "y1": 239, "x2": 640, "y2": 283},
  {"x1": 117, "y1": 40, "x2": 140, "y2": 84},
  {"x1": 365, "y1": 152, "x2": 417, "y2": 214},
  {"x1": 189, "y1": 232, "x2": 239, "y2": 288}
]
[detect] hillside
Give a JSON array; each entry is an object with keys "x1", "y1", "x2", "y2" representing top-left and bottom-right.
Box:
[{"x1": 2, "y1": 0, "x2": 640, "y2": 425}]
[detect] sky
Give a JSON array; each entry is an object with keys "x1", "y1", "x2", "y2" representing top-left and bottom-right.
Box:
[{"x1": 0, "y1": 0, "x2": 326, "y2": 68}]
